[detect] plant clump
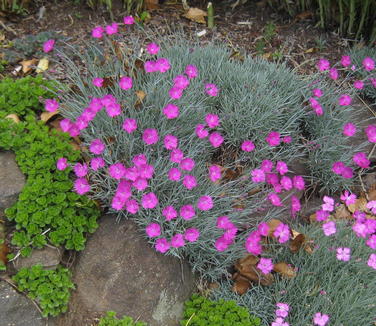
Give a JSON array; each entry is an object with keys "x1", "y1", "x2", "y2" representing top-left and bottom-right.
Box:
[{"x1": 98, "y1": 311, "x2": 147, "y2": 326}]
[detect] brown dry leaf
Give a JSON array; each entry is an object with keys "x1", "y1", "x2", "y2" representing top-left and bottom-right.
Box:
[
  {"x1": 136, "y1": 90, "x2": 146, "y2": 102},
  {"x1": 144, "y1": 0, "x2": 159, "y2": 10},
  {"x1": 366, "y1": 214, "x2": 376, "y2": 220},
  {"x1": 36, "y1": 58, "x2": 49, "y2": 73},
  {"x1": 5, "y1": 114, "x2": 20, "y2": 123},
  {"x1": 290, "y1": 233, "x2": 305, "y2": 253},
  {"x1": 262, "y1": 52, "x2": 272, "y2": 59},
  {"x1": 334, "y1": 204, "x2": 352, "y2": 220},
  {"x1": 0, "y1": 242, "x2": 9, "y2": 265},
  {"x1": 295, "y1": 10, "x2": 313, "y2": 21},
  {"x1": 309, "y1": 212, "x2": 317, "y2": 223},
  {"x1": 348, "y1": 197, "x2": 367, "y2": 213},
  {"x1": 305, "y1": 47, "x2": 317, "y2": 53},
  {"x1": 40, "y1": 110, "x2": 59, "y2": 123},
  {"x1": 266, "y1": 219, "x2": 283, "y2": 237},
  {"x1": 232, "y1": 275, "x2": 251, "y2": 295},
  {"x1": 20, "y1": 58, "x2": 38, "y2": 73},
  {"x1": 273, "y1": 262, "x2": 296, "y2": 278},
  {"x1": 183, "y1": 7, "x2": 207, "y2": 24},
  {"x1": 368, "y1": 189, "x2": 376, "y2": 201},
  {"x1": 235, "y1": 255, "x2": 260, "y2": 272},
  {"x1": 102, "y1": 77, "x2": 115, "y2": 88}
]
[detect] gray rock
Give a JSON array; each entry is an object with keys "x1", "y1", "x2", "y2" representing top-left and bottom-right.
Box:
[
  {"x1": 55, "y1": 216, "x2": 196, "y2": 326},
  {"x1": 0, "y1": 280, "x2": 44, "y2": 326},
  {"x1": 13, "y1": 246, "x2": 63, "y2": 271},
  {"x1": 0, "y1": 151, "x2": 25, "y2": 218}
]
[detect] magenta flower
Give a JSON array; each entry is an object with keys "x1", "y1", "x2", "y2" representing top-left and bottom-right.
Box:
[
  {"x1": 353, "y1": 80, "x2": 364, "y2": 90},
  {"x1": 215, "y1": 236, "x2": 230, "y2": 252},
  {"x1": 341, "y1": 55, "x2": 351, "y2": 67},
  {"x1": 336, "y1": 247, "x2": 351, "y2": 261},
  {"x1": 280, "y1": 176, "x2": 292, "y2": 191},
  {"x1": 105, "y1": 103, "x2": 121, "y2": 117},
  {"x1": 323, "y1": 221, "x2": 336, "y2": 236},
  {"x1": 276, "y1": 303, "x2": 290, "y2": 318},
  {"x1": 119, "y1": 76, "x2": 133, "y2": 90},
  {"x1": 291, "y1": 195, "x2": 301, "y2": 216},
  {"x1": 256, "y1": 222, "x2": 269, "y2": 236},
  {"x1": 223, "y1": 228, "x2": 237, "y2": 242},
  {"x1": 332, "y1": 161, "x2": 345, "y2": 175},
  {"x1": 76, "y1": 116, "x2": 89, "y2": 131},
  {"x1": 251, "y1": 169, "x2": 265, "y2": 183},
  {"x1": 317, "y1": 59, "x2": 330, "y2": 71},
  {"x1": 352, "y1": 221, "x2": 368, "y2": 238},
  {"x1": 144, "y1": 61, "x2": 156, "y2": 73},
  {"x1": 133, "y1": 177, "x2": 148, "y2": 191},
  {"x1": 205, "y1": 114, "x2": 220, "y2": 128},
  {"x1": 205, "y1": 83, "x2": 219, "y2": 96},
  {"x1": 366, "y1": 235, "x2": 376, "y2": 250},
  {"x1": 60, "y1": 119, "x2": 72, "y2": 132},
  {"x1": 276, "y1": 161, "x2": 288, "y2": 175},
  {"x1": 43, "y1": 39, "x2": 55, "y2": 53},
  {"x1": 146, "y1": 223, "x2": 161, "y2": 238},
  {"x1": 371, "y1": 78, "x2": 376, "y2": 88},
  {"x1": 92, "y1": 26, "x2": 104, "y2": 38},
  {"x1": 340, "y1": 191, "x2": 357, "y2": 206},
  {"x1": 313, "y1": 105, "x2": 323, "y2": 116},
  {"x1": 142, "y1": 128, "x2": 159, "y2": 145},
  {"x1": 155, "y1": 58, "x2": 171, "y2": 73},
  {"x1": 155, "y1": 238, "x2": 170, "y2": 253},
  {"x1": 329, "y1": 67, "x2": 339, "y2": 80},
  {"x1": 132, "y1": 154, "x2": 147, "y2": 167},
  {"x1": 170, "y1": 148, "x2": 184, "y2": 163},
  {"x1": 141, "y1": 192, "x2": 158, "y2": 209},
  {"x1": 105, "y1": 22, "x2": 118, "y2": 35},
  {"x1": 171, "y1": 234, "x2": 185, "y2": 248},
  {"x1": 362, "y1": 57, "x2": 375, "y2": 71},
  {"x1": 241, "y1": 140, "x2": 255, "y2": 152},
  {"x1": 271, "y1": 317, "x2": 289, "y2": 326},
  {"x1": 261, "y1": 160, "x2": 273, "y2": 172},
  {"x1": 123, "y1": 118, "x2": 137, "y2": 133},
  {"x1": 68, "y1": 124, "x2": 80, "y2": 137},
  {"x1": 125, "y1": 199, "x2": 139, "y2": 214},
  {"x1": 245, "y1": 239, "x2": 262, "y2": 255},
  {"x1": 313, "y1": 312, "x2": 329, "y2": 326},
  {"x1": 45, "y1": 99, "x2": 59, "y2": 112},
  {"x1": 266, "y1": 173, "x2": 279, "y2": 186},
  {"x1": 162, "y1": 206, "x2": 178, "y2": 221},
  {"x1": 185, "y1": 64, "x2": 198, "y2": 79},
  {"x1": 283, "y1": 135, "x2": 292, "y2": 143},
  {"x1": 180, "y1": 157, "x2": 195, "y2": 171},
  {"x1": 353, "y1": 152, "x2": 370, "y2": 168},
  {"x1": 195, "y1": 124, "x2": 209, "y2": 138},
  {"x1": 74, "y1": 178, "x2": 90, "y2": 195},
  {"x1": 268, "y1": 193, "x2": 282, "y2": 207},
  {"x1": 209, "y1": 165, "x2": 221, "y2": 182},
  {"x1": 90, "y1": 139, "x2": 105, "y2": 155},
  {"x1": 123, "y1": 15, "x2": 135, "y2": 25},
  {"x1": 322, "y1": 196, "x2": 334, "y2": 212},
  {"x1": 197, "y1": 195, "x2": 213, "y2": 211},
  {"x1": 266, "y1": 131, "x2": 281, "y2": 146},
  {"x1": 184, "y1": 228, "x2": 200, "y2": 242},
  {"x1": 309, "y1": 97, "x2": 320, "y2": 109},
  {"x1": 163, "y1": 104, "x2": 179, "y2": 119},
  {"x1": 312, "y1": 88, "x2": 323, "y2": 97},
  {"x1": 111, "y1": 195, "x2": 125, "y2": 211},
  {"x1": 169, "y1": 86, "x2": 183, "y2": 99},
  {"x1": 173, "y1": 75, "x2": 190, "y2": 89},
  {"x1": 342, "y1": 166, "x2": 353, "y2": 179},
  {"x1": 89, "y1": 97, "x2": 103, "y2": 112},
  {"x1": 368, "y1": 253, "x2": 376, "y2": 270},
  {"x1": 338, "y1": 94, "x2": 352, "y2": 106},
  {"x1": 90, "y1": 157, "x2": 105, "y2": 171},
  {"x1": 365, "y1": 124, "x2": 376, "y2": 143},
  {"x1": 101, "y1": 94, "x2": 116, "y2": 107},
  {"x1": 73, "y1": 163, "x2": 88, "y2": 177},
  {"x1": 367, "y1": 200, "x2": 376, "y2": 214},
  {"x1": 257, "y1": 257, "x2": 273, "y2": 274},
  {"x1": 82, "y1": 108, "x2": 96, "y2": 121},
  {"x1": 168, "y1": 167, "x2": 181, "y2": 181},
  {"x1": 343, "y1": 122, "x2": 356, "y2": 136},
  {"x1": 109, "y1": 163, "x2": 126, "y2": 180},
  {"x1": 183, "y1": 175, "x2": 197, "y2": 190},
  {"x1": 274, "y1": 223, "x2": 290, "y2": 243},
  {"x1": 164, "y1": 134, "x2": 178, "y2": 150},
  {"x1": 92, "y1": 77, "x2": 103, "y2": 87},
  {"x1": 209, "y1": 132, "x2": 224, "y2": 148},
  {"x1": 138, "y1": 163, "x2": 154, "y2": 179},
  {"x1": 56, "y1": 158, "x2": 68, "y2": 171},
  {"x1": 180, "y1": 205, "x2": 196, "y2": 220},
  {"x1": 217, "y1": 216, "x2": 233, "y2": 229},
  {"x1": 146, "y1": 42, "x2": 160, "y2": 55}
]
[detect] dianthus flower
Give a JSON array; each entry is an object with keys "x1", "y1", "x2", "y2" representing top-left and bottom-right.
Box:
[
  {"x1": 313, "y1": 312, "x2": 329, "y2": 326},
  {"x1": 367, "y1": 200, "x2": 376, "y2": 214},
  {"x1": 92, "y1": 77, "x2": 103, "y2": 87},
  {"x1": 312, "y1": 88, "x2": 323, "y2": 97},
  {"x1": 164, "y1": 134, "x2": 178, "y2": 150},
  {"x1": 340, "y1": 190, "x2": 357, "y2": 206},
  {"x1": 133, "y1": 177, "x2": 148, "y2": 191},
  {"x1": 353, "y1": 152, "x2": 370, "y2": 168},
  {"x1": 353, "y1": 80, "x2": 364, "y2": 90},
  {"x1": 215, "y1": 236, "x2": 231, "y2": 251},
  {"x1": 274, "y1": 223, "x2": 290, "y2": 243},
  {"x1": 60, "y1": 119, "x2": 72, "y2": 132},
  {"x1": 317, "y1": 58, "x2": 330, "y2": 71},
  {"x1": 205, "y1": 113, "x2": 220, "y2": 128},
  {"x1": 43, "y1": 39, "x2": 55, "y2": 53},
  {"x1": 268, "y1": 193, "x2": 282, "y2": 207},
  {"x1": 125, "y1": 199, "x2": 139, "y2": 214},
  {"x1": 343, "y1": 122, "x2": 356, "y2": 136},
  {"x1": 45, "y1": 99, "x2": 59, "y2": 112},
  {"x1": 180, "y1": 157, "x2": 195, "y2": 171},
  {"x1": 173, "y1": 75, "x2": 190, "y2": 89},
  {"x1": 257, "y1": 222, "x2": 269, "y2": 236},
  {"x1": 82, "y1": 107, "x2": 96, "y2": 121},
  {"x1": 338, "y1": 94, "x2": 352, "y2": 106},
  {"x1": 105, "y1": 102, "x2": 121, "y2": 117},
  {"x1": 105, "y1": 22, "x2": 118, "y2": 35},
  {"x1": 266, "y1": 131, "x2": 281, "y2": 146},
  {"x1": 283, "y1": 135, "x2": 292, "y2": 143},
  {"x1": 280, "y1": 176, "x2": 292, "y2": 191},
  {"x1": 323, "y1": 221, "x2": 336, "y2": 236},
  {"x1": 183, "y1": 175, "x2": 197, "y2": 190},
  {"x1": 241, "y1": 140, "x2": 255, "y2": 152},
  {"x1": 276, "y1": 161, "x2": 288, "y2": 175},
  {"x1": 89, "y1": 97, "x2": 103, "y2": 112},
  {"x1": 261, "y1": 160, "x2": 273, "y2": 172},
  {"x1": 124, "y1": 167, "x2": 139, "y2": 181},
  {"x1": 365, "y1": 124, "x2": 376, "y2": 143},
  {"x1": 276, "y1": 303, "x2": 290, "y2": 318},
  {"x1": 111, "y1": 195, "x2": 125, "y2": 211},
  {"x1": 205, "y1": 83, "x2": 219, "y2": 96},
  {"x1": 257, "y1": 257, "x2": 273, "y2": 274},
  {"x1": 251, "y1": 169, "x2": 265, "y2": 183},
  {"x1": 184, "y1": 228, "x2": 200, "y2": 242},
  {"x1": 336, "y1": 247, "x2": 351, "y2": 261},
  {"x1": 155, "y1": 238, "x2": 170, "y2": 253},
  {"x1": 185, "y1": 64, "x2": 198, "y2": 79},
  {"x1": 168, "y1": 167, "x2": 181, "y2": 181},
  {"x1": 144, "y1": 60, "x2": 156, "y2": 73},
  {"x1": 146, "y1": 42, "x2": 160, "y2": 55},
  {"x1": 56, "y1": 158, "x2": 68, "y2": 171},
  {"x1": 155, "y1": 58, "x2": 171, "y2": 73},
  {"x1": 162, "y1": 205, "x2": 178, "y2": 221},
  {"x1": 171, "y1": 234, "x2": 185, "y2": 248},
  {"x1": 341, "y1": 55, "x2": 351, "y2": 67},
  {"x1": 322, "y1": 196, "x2": 334, "y2": 212},
  {"x1": 138, "y1": 164, "x2": 154, "y2": 179},
  {"x1": 291, "y1": 195, "x2": 301, "y2": 216},
  {"x1": 272, "y1": 318, "x2": 289, "y2": 326},
  {"x1": 208, "y1": 165, "x2": 221, "y2": 182},
  {"x1": 366, "y1": 235, "x2": 376, "y2": 250},
  {"x1": 142, "y1": 128, "x2": 159, "y2": 145},
  {"x1": 362, "y1": 57, "x2": 375, "y2": 71},
  {"x1": 68, "y1": 124, "x2": 80, "y2": 137},
  {"x1": 76, "y1": 116, "x2": 89, "y2": 130},
  {"x1": 216, "y1": 216, "x2": 233, "y2": 229},
  {"x1": 90, "y1": 139, "x2": 105, "y2": 155},
  {"x1": 195, "y1": 124, "x2": 209, "y2": 138},
  {"x1": 352, "y1": 221, "x2": 368, "y2": 238},
  {"x1": 329, "y1": 67, "x2": 339, "y2": 80},
  {"x1": 74, "y1": 178, "x2": 90, "y2": 195},
  {"x1": 169, "y1": 86, "x2": 183, "y2": 100},
  {"x1": 123, "y1": 15, "x2": 135, "y2": 25},
  {"x1": 109, "y1": 163, "x2": 126, "y2": 179},
  {"x1": 163, "y1": 104, "x2": 179, "y2": 119},
  {"x1": 132, "y1": 154, "x2": 147, "y2": 167},
  {"x1": 209, "y1": 132, "x2": 224, "y2": 147},
  {"x1": 266, "y1": 173, "x2": 279, "y2": 186},
  {"x1": 342, "y1": 166, "x2": 353, "y2": 179},
  {"x1": 74, "y1": 163, "x2": 88, "y2": 177},
  {"x1": 91, "y1": 26, "x2": 104, "y2": 38},
  {"x1": 197, "y1": 195, "x2": 213, "y2": 211},
  {"x1": 141, "y1": 192, "x2": 158, "y2": 209},
  {"x1": 170, "y1": 148, "x2": 184, "y2": 163},
  {"x1": 119, "y1": 76, "x2": 133, "y2": 90},
  {"x1": 146, "y1": 223, "x2": 161, "y2": 237},
  {"x1": 180, "y1": 205, "x2": 195, "y2": 220},
  {"x1": 368, "y1": 253, "x2": 376, "y2": 270},
  {"x1": 331, "y1": 161, "x2": 345, "y2": 175},
  {"x1": 245, "y1": 239, "x2": 262, "y2": 255}
]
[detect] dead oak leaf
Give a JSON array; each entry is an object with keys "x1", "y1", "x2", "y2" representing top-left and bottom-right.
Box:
[
  {"x1": 20, "y1": 58, "x2": 38, "y2": 73},
  {"x1": 183, "y1": 7, "x2": 207, "y2": 24},
  {"x1": 273, "y1": 262, "x2": 296, "y2": 279},
  {"x1": 232, "y1": 274, "x2": 252, "y2": 295},
  {"x1": 348, "y1": 197, "x2": 367, "y2": 213}
]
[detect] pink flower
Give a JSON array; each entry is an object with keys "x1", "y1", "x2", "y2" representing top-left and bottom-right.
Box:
[
  {"x1": 195, "y1": 124, "x2": 209, "y2": 138},
  {"x1": 276, "y1": 161, "x2": 288, "y2": 175},
  {"x1": 322, "y1": 196, "x2": 334, "y2": 212},
  {"x1": 68, "y1": 124, "x2": 80, "y2": 137},
  {"x1": 332, "y1": 161, "x2": 345, "y2": 175},
  {"x1": 183, "y1": 175, "x2": 197, "y2": 190},
  {"x1": 323, "y1": 221, "x2": 336, "y2": 236},
  {"x1": 163, "y1": 104, "x2": 179, "y2": 119},
  {"x1": 257, "y1": 257, "x2": 273, "y2": 274},
  {"x1": 205, "y1": 83, "x2": 219, "y2": 96},
  {"x1": 101, "y1": 94, "x2": 116, "y2": 107},
  {"x1": 45, "y1": 99, "x2": 59, "y2": 112},
  {"x1": 74, "y1": 178, "x2": 90, "y2": 195},
  {"x1": 353, "y1": 80, "x2": 364, "y2": 90},
  {"x1": 336, "y1": 247, "x2": 351, "y2": 261},
  {"x1": 92, "y1": 26, "x2": 104, "y2": 38},
  {"x1": 168, "y1": 167, "x2": 181, "y2": 181},
  {"x1": 89, "y1": 97, "x2": 103, "y2": 112},
  {"x1": 205, "y1": 114, "x2": 220, "y2": 128},
  {"x1": 283, "y1": 136, "x2": 292, "y2": 144},
  {"x1": 132, "y1": 154, "x2": 147, "y2": 167},
  {"x1": 119, "y1": 76, "x2": 133, "y2": 90},
  {"x1": 316, "y1": 209, "x2": 329, "y2": 221},
  {"x1": 268, "y1": 193, "x2": 282, "y2": 207},
  {"x1": 173, "y1": 75, "x2": 190, "y2": 89},
  {"x1": 111, "y1": 195, "x2": 125, "y2": 211},
  {"x1": 133, "y1": 177, "x2": 148, "y2": 191},
  {"x1": 43, "y1": 39, "x2": 55, "y2": 53},
  {"x1": 215, "y1": 236, "x2": 230, "y2": 251},
  {"x1": 109, "y1": 163, "x2": 126, "y2": 179},
  {"x1": 312, "y1": 88, "x2": 323, "y2": 97},
  {"x1": 123, "y1": 15, "x2": 135, "y2": 25},
  {"x1": 341, "y1": 55, "x2": 351, "y2": 67},
  {"x1": 144, "y1": 61, "x2": 156, "y2": 73},
  {"x1": 60, "y1": 119, "x2": 72, "y2": 132},
  {"x1": 164, "y1": 134, "x2": 178, "y2": 150},
  {"x1": 291, "y1": 195, "x2": 301, "y2": 216},
  {"x1": 82, "y1": 107, "x2": 96, "y2": 121},
  {"x1": 276, "y1": 303, "x2": 290, "y2": 318},
  {"x1": 141, "y1": 192, "x2": 158, "y2": 209},
  {"x1": 180, "y1": 205, "x2": 195, "y2": 220},
  {"x1": 313, "y1": 105, "x2": 323, "y2": 116},
  {"x1": 146, "y1": 223, "x2": 161, "y2": 237},
  {"x1": 329, "y1": 67, "x2": 339, "y2": 80},
  {"x1": 123, "y1": 118, "x2": 137, "y2": 133},
  {"x1": 90, "y1": 139, "x2": 105, "y2": 155},
  {"x1": 365, "y1": 125, "x2": 376, "y2": 143},
  {"x1": 245, "y1": 239, "x2": 262, "y2": 255},
  {"x1": 353, "y1": 152, "x2": 370, "y2": 168},
  {"x1": 313, "y1": 312, "x2": 329, "y2": 326},
  {"x1": 146, "y1": 42, "x2": 160, "y2": 55},
  {"x1": 317, "y1": 59, "x2": 330, "y2": 71},
  {"x1": 343, "y1": 122, "x2": 356, "y2": 136},
  {"x1": 368, "y1": 253, "x2": 376, "y2": 270},
  {"x1": 342, "y1": 166, "x2": 353, "y2": 179},
  {"x1": 155, "y1": 238, "x2": 170, "y2": 253},
  {"x1": 142, "y1": 128, "x2": 159, "y2": 145},
  {"x1": 90, "y1": 157, "x2": 105, "y2": 171},
  {"x1": 105, "y1": 103, "x2": 121, "y2": 117},
  {"x1": 280, "y1": 176, "x2": 292, "y2": 191},
  {"x1": 366, "y1": 235, "x2": 376, "y2": 250},
  {"x1": 352, "y1": 221, "x2": 368, "y2": 238},
  {"x1": 362, "y1": 57, "x2": 375, "y2": 71},
  {"x1": 74, "y1": 163, "x2": 88, "y2": 177},
  {"x1": 251, "y1": 169, "x2": 265, "y2": 183},
  {"x1": 209, "y1": 132, "x2": 224, "y2": 148},
  {"x1": 185, "y1": 64, "x2": 198, "y2": 79},
  {"x1": 309, "y1": 97, "x2": 320, "y2": 109},
  {"x1": 241, "y1": 140, "x2": 255, "y2": 152},
  {"x1": 272, "y1": 317, "x2": 289, "y2": 326},
  {"x1": 370, "y1": 78, "x2": 376, "y2": 88},
  {"x1": 155, "y1": 58, "x2": 171, "y2": 73},
  {"x1": 137, "y1": 164, "x2": 154, "y2": 180},
  {"x1": 162, "y1": 206, "x2": 178, "y2": 221},
  {"x1": 125, "y1": 199, "x2": 139, "y2": 214},
  {"x1": 338, "y1": 94, "x2": 352, "y2": 106},
  {"x1": 105, "y1": 22, "x2": 118, "y2": 35},
  {"x1": 340, "y1": 190, "x2": 357, "y2": 206},
  {"x1": 256, "y1": 222, "x2": 269, "y2": 236},
  {"x1": 197, "y1": 195, "x2": 213, "y2": 211},
  {"x1": 92, "y1": 77, "x2": 104, "y2": 87},
  {"x1": 171, "y1": 234, "x2": 185, "y2": 248},
  {"x1": 217, "y1": 216, "x2": 233, "y2": 229},
  {"x1": 76, "y1": 116, "x2": 89, "y2": 130},
  {"x1": 180, "y1": 158, "x2": 195, "y2": 171},
  {"x1": 209, "y1": 165, "x2": 221, "y2": 182},
  {"x1": 266, "y1": 173, "x2": 279, "y2": 186},
  {"x1": 56, "y1": 158, "x2": 68, "y2": 171},
  {"x1": 274, "y1": 223, "x2": 290, "y2": 243},
  {"x1": 354, "y1": 210, "x2": 366, "y2": 222},
  {"x1": 169, "y1": 87, "x2": 183, "y2": 99},
  {"x1": 367, "y1": 200, "x2": 376, "y2": 214},
  {"x1": 184, "y1": 228, "x2": 200, "y2": 242},
  {"x1": 266, "y1": 131, "x2": 281, "y2": 146},
  {"x1": 170, "y1": 148, "x2": 184, "y2": 163},
  {"x1": 261, "y1": 160, "x2": 273, "y2": 172}
]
